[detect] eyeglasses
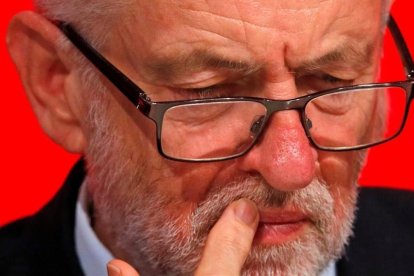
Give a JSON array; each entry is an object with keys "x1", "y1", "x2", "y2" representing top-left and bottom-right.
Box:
[{"x1": 56, "y1": 16, "x2": 414, "y2": 162}]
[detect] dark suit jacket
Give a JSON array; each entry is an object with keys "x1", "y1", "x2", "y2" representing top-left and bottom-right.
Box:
[{"x1": 1, "y1": 159, "x2": 414, "y2": 276}]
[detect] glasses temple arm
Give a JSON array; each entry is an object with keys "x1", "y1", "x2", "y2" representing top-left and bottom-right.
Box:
[
  {"x1": 55, "y1": 21, "x2": 152, "y2": 115},
  {"x1": 388, "y1": 15, "x2": 414, "y2": 79}
]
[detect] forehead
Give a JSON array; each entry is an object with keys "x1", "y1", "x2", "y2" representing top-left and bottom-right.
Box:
[{"x1": 109, "y1": 0, "x2": 383, "y2": 81}]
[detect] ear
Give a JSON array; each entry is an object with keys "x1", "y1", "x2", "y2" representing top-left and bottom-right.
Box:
[{"x1": 7, "y1": 11, "x2": 87, "y2": 154}]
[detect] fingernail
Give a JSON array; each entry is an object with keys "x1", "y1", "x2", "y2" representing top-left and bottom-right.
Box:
[
  {"x1": 233, "y1": 199, "x2": 258, "y2": 225},
  {"x1": 107, "y1": 263, "x2": 121, "y2": 276}
]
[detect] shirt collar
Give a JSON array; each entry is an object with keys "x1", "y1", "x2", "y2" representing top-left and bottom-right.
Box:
[
  {"x1": 75, "y1": 181, "x2": 114, "y2": 276},
  {"x1": 321, "y1": 261, "x2": 336, "y2": 276}
]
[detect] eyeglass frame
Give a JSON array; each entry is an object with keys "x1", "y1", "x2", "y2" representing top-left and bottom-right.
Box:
[{"x1": 55, "y1": 15, "x2": 414, "y2": 162}]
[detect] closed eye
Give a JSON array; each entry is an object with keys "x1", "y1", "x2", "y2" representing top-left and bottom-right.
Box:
[{"x1": 296, "y1": 73, "x2": 355, "y2": 95}]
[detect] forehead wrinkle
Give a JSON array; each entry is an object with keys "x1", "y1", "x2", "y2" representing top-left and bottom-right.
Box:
[
  {"x1": 183, "y1": 4, "x2": 315, "y2": 37},
  {"x1": 142, "y1": 48, "x2": 263, "y2": 82}
]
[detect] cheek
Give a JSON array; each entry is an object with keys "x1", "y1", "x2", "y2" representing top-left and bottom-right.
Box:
[
  {"x1": 319, "y1": 150, "x2": 362, "y2": 186},
  {"x1": 318, "y1": 150, "x2": 362, "y2": 214},
  {"x1": 153, "y1": 160, "x2": 238, "y2": 206},
  {"x1": 100, "y1": 94, "x2": 239, "y2": 221}
]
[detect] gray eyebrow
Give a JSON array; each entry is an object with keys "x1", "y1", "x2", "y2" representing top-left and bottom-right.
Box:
[
  {"x1": 142, "y1": 48, "x2": 263, "y2": 82},
  {"x1": 141, "y1": 40, "x2": 376, "y2": 82},
  {"x1": 294, "y1": 41, "x2": 376, "y2": 73}
]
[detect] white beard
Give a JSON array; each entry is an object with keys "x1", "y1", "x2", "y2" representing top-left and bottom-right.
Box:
[{"x1": 83, "y1": 90, "x2": 357, "y2": 276}]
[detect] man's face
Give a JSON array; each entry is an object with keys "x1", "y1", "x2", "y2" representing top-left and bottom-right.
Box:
[{"x1": 83, "y1": 0, "x2": 384, "y2": 275}]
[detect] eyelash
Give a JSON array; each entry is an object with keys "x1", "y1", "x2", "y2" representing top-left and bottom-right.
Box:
[
  {"x1": 183, "y1": 84, "x2": 234, "y2": 99},
  {"x1": 295, "y1": 73, "x2": 355, "y2": 95},
  {"x1": 191, "y1": 86, "x2": 221, "y2": 97},
  {"x1": 320, "y1": 74, "x2": 352, "y2": 85},
  {"x1": 179, "y1": 73, "x2": 354, "y2": 100}
]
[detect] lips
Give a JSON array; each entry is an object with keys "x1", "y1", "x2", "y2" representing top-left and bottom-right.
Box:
[{"x1": 253, "y1": 209, "x2": 310, "y2": 245}]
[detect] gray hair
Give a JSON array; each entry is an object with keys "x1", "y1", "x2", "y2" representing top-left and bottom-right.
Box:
[
  {"x1": 382, "y1": 0, "x2": 393, "y2": 26},
  {"x1": 34, "y1": 0, "x2": 133, "y2": 48}
]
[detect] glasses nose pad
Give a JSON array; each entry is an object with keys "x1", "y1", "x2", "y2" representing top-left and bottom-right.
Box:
[
  {"x1": 250, "y1": 115, "x2": 266, "y2": 138},
  {"x1": 305, "y1": 117, "x2": 313, "y2": 129}
]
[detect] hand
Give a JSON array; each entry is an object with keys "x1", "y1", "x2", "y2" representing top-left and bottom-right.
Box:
[
  {"x1": 107, "y1": 198, "x2": 259, "y2": 276},
  {"x1": 107, "y1": 259, "x2": 140, "y2": 276}
]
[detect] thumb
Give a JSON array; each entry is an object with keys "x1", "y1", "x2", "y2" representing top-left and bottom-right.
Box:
[
  {"x1": 107, "y1": 259, "x2": 140, "y2": 276},
  {"x1": 195, "y1": 198, "x2": 259, "y2": 276}
]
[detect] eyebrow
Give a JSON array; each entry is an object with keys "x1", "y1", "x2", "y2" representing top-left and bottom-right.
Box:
[
  {"x1": 294, "y1": 40, "x2": 376, "y2": 74},
  {"x1": 142, "y1": 49, "x2": 263, "y2": 82},
  {"x1": 141, "y1": 40, "x2": 376, "y2": 82}
]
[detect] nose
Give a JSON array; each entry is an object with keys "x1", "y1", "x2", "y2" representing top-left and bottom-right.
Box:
[{"x1": 237, "y1": 110, "x2": 318, "y2": 192}]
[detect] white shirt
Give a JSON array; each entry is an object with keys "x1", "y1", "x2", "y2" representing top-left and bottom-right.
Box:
[{"x1": 75, "y1": 183, "x2": 113, "y2": 276}]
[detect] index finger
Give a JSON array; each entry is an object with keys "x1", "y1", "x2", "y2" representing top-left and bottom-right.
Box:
[
  {"x1": 107, "y1": 259, "x2": 140, "y2": 276},
  {"x1": 195, "y1": 198, "x2": 259, "y2": 276}
]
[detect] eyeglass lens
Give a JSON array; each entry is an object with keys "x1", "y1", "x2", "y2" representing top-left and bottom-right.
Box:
[
  {"x1": 160, "y1": 87, "x2": 407, "y2": 160},
  {"x1": 307, "y1": 86, "x2": 406, "y2": 149}
]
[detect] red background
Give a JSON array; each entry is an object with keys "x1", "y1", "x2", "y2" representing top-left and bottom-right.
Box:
[{"x1": 1, "y1": 1, "x2": 414, "y2": 226}]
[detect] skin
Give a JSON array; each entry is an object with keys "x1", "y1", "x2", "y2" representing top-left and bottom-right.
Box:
[
  {"x1": 7, "y1": 0, "x2": 389, "y2": 274},
  {"x1": 107, "y1": 199, "x2": 259, "y2": 276}
]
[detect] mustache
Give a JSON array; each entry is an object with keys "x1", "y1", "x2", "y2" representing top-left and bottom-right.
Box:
[{"x1": 190, "y1": 175, "x2": 334, "y2": 238}]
